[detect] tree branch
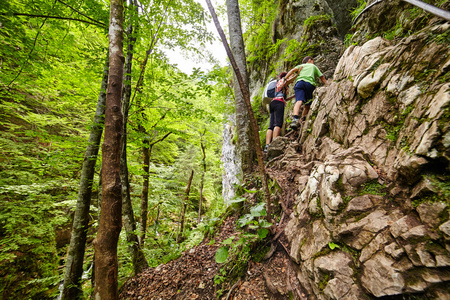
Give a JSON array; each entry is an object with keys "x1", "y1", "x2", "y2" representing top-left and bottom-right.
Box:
[
  {"x1": 55, "y1": 0, "x2": 107, "y2": 26},
  {"x1": 3, "y1": 13, "x2": 106, "y2": 28},
  {"x1": 8, "y1": 16, "x2": 48, "y2": 87}
]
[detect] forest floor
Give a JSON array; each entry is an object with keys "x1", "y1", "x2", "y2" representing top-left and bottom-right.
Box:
[{"x1": 119, "y1": 131, "x2": 307, "y2": 300}]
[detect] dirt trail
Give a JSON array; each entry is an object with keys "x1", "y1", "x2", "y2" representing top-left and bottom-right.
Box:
[{"x1": 119, "y1": 132, "x2": 308, "y2": 300}]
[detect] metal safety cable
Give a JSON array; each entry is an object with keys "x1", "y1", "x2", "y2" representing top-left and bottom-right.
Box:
[{"x1": 352, "y1": 0, "x2": 450, "y2": 26}]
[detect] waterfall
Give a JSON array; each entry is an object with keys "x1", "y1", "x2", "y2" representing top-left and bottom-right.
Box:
[{"x1": 221, "y1": 112, "x2": 241, "y2": 205}]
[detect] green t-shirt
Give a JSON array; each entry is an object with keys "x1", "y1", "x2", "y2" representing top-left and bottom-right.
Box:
[{"x1": 295, "y1": 63, "x2": 323, "y2": 86}]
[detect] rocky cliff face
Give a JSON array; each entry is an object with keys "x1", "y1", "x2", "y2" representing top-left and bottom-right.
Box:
[
  {"x1": 278, "y1": 15, "x2": 450, "y2": 300},
  {"x1": 248, "y1": 0, "x2": 358, "y2": 97},
  {"x1": 249, "y1": 0, "x2": 450, "y2": 299}
]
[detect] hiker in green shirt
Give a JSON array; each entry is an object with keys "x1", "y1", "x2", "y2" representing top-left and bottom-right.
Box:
[{"x1": 285, "y1": 56, "x2": 327, "y2": 130}]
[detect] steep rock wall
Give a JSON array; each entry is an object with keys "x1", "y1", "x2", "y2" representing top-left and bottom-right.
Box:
[
  {"x1": 248, "y1": 0, "x2": 358, "y2": 98},
  {"x1": 284, "y1": 20, "x2": 450, "y2": 299}
]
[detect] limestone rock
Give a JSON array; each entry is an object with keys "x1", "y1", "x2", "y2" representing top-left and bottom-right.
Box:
[
  {"x1": 440, "y1": 221, "x2": 450, "y2": 237},
  {"x1": 337, "y1": 210, "x2": 392, "y2": 249},
  {"x1": 393, "y1": 150, "x2": 429, "y2": 185},
  {"x1": 416, "y1": 201, "x2": 447, "y2": 228},
  {"x1": 266, "y1": 137, "x2": 289, "y2": 160},
  {"x1": 298, "y1": 220, "x2": 331, "y2": 261},
  {"x1": 357, "y1": 63, "x2": 390, "y2": 98},
  {"x1": 276, "y1": 15, "x2": 450, "y2": 300},
  {"x1": 359, "y1": 230, "x2": 391, "y2": 263},
  {"x1": 361, "y1": 253, "x2": 405, "y2": 297},
  {"x1": 345, "y1": 195, "x2": 374, "y2": 214},
  {"x1": 390, "y1": 215, "x2": 421, "y2": 238}
]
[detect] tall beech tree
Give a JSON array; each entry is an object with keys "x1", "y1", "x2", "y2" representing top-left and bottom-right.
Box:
[
  {"x1": 226, "y1": 0, "x2": 254, "y2": 174},
  {"x1": 120, "y1": 0, "x2": 149, "y2": 276},
  {"x1": 93, "y1": 0, "x2": 124, "y2": 298},
  {"x1": 205, "y1": 0, "x2": 272, "y2": 218},
  {"x1": 61, "y1": 58, "x2": 108, "y2": 300}
]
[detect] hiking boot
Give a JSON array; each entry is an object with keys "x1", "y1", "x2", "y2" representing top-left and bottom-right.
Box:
[
  {"x1": 263, "y1": 144, "x2": 269, "y2": 153},
  {"x1": 290, "y1": 118, "x2": 300, "y2": 130},
  {"x1": 300, "y1": 116, "x2": 306, "y2": 123}
]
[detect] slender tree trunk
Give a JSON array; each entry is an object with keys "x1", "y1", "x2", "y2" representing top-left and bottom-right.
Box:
[
  {"x1": 205, "y1": 0, "x2": 272, "y2": 219},
  {"x1": 120, "y1": 0, "x2": 148, "y2": 276},
  {"x1": 139, "y1": 132, "x2": 171, "y2": 245},
  {"x1": 93, "y1": 1, "x2": 124, "y2": 299},
  {"x1": 198, "y1": 131, "x2": 206, "y2": 223},
  {"x1": 177, "y1": 170, "x2": 194, "y2": 243},
  {"x1": 139, "y1": 140, "x2": 150, "y2": 246},
  {"x1": 154, "y1": 204, "x2": 160, "y2": 233},
  {"x1": 61, "y1": 58, "x2": 108, "y2": 300},
  {"x1": 226, "y1": 0, "x2": 254, "y2": 173},
  {"x1": 91, "y1": 168, "x2": 102, "y2": 295}
]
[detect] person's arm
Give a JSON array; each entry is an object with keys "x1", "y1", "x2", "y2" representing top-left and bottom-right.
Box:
[
  {"x1": 286, "y1": 95, "x2": 295, "y2": 101},
  {"x1": 320, "y1": 75, "x2": 327, "y2": 85},
  {"x1": 285, "y1": 66, "x2": 302, "y2": 83}
]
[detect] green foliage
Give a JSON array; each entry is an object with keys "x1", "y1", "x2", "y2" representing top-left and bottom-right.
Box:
[
  {"x1": 215, "y1": 246, "x2": 229, "y2": 264},
  {"x1": 384, "y1": 22, "x2": 407, "y2": 41},
  {"x1": 318, "y1": 273, "x2": 330, "y2": 292},
  {"x1": 304, "y1": 14, "x2": 332, "y2": 31},
  {"x1": 412, "y1": 174, "x2": 450, "y2": 207},
  {"x1": 0, "y1": 182, "x2": 75, "y2": 299},
  {"x1": 350, "y1": 0, "x2": 367, "y2": 22},
  {"x1": 359, "y1": 180, "x2": 386, "y2": 196},
  {"x1": 328, "y1": 242, "x2": 340, "y2": 250},
  {"x1": 213, "y1": 202, "x2": 272, "y2": 295},
  {"x1": 240, "y1": 0, "x2": 279, "y2": 67},
  {"x1": 1, "y1": 0, "x2": 229, "y2": 297},
  {"x1": 426, "y1": 28, "x2": 450, "y2": 45}
]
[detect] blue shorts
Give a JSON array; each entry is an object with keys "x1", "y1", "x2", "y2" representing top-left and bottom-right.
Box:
[{"x1": 294, "y1": 80, "x2": 316, "y2": 105}]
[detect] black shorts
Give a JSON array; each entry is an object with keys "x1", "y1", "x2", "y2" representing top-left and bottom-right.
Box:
[
  {"x1": 268, "y1": 100, "x2": 285, "y2": 130},
  {"x1": 294, "y1": 80, "x2": 316, "y2": 105}
]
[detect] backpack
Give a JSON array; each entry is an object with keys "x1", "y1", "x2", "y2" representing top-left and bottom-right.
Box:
[
  {"x1": 262, "y1": 79, "x2": 278, "y2": 105},
  {"x1": 275, "y1": 77, "x2": 286, "y2": 93}
]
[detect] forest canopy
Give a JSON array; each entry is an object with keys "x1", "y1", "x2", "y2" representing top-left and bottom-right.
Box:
[{"x1": 0, "y1": 0, "x2": 233, "y2": 298}]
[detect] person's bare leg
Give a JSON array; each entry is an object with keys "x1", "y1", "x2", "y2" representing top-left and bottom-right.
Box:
[
  {"x1": 265, "y1": 129, "x2": 273, "y2": 145},
  {"x1": 273, "y1": 126, "x2": 281, "y2": 139},
  {"x1": 293, "y1": 101, "x2": 302, "y2": 116},
  {"x1": 302, "y1": 105, "x2": 310, "y2": 118}
]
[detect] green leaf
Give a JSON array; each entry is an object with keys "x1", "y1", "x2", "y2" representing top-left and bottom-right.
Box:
[
  {"x1": 328, "y1": 242, "x2": 340, "y2": 250},
  {"x1": 215, "y1": 246, "x2": 229, "y2": 263},
  {"x1": 228, "y1": 196, "x2": 246, "y2": 204},
  {"x1": 258, "y1": 219, "x2": 272, "y2": 228},
  {"x1": 243, "y1": 188, "x2": 258, "y2": 193},
  {"x1": 222, "y1": 236, "x2": 235, "y2": 245},
  {"x1": 250, "y1": 202, "x2": 266, "y2": 217},
  {"x1": 257, "y1": 228, "x2": 269, "y2": 239},
  {"x1": 237, "y1": 214, "x2": 254, "y2": 227}
]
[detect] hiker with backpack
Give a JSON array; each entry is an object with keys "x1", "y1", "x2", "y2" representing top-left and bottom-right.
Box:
[
  {"x1": 263, "y1": 72, "x2": 295, "y2": 153},
  {"x1": 286, "y1": 56, "x2": 327, "y2": 130}
]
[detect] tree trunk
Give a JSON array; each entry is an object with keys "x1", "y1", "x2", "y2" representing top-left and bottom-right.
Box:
[
  {"x1": 139, "y1": 131, "x2": 171, "y2": 245},
  {"x1": 121, "y1": 0, "x2": 149, "y2": 276},
  {"x1": 139, "y1": 140, "x2": 150, "y2": 246},
  {"x1": 177, "y1": 170, "x2": 194, "y2": 243},
  {"x1": 154, "y1": 204, "x2": 160, "y2": 234},
  {"x1": 93, "y1": 0, "x2": 124, "y2": 299},
  {"x1": 61, "y1": 58, "x2": 108, "y2": 300},
  {"x1": 226, "y1": 0, "x2": 254, "y2": 173},
  {"x1": 205, "y1": 0, "x2": 272, "y2": 219},
  {"x1": 198, "y1": 131, "x2": 206, "y2": 223}
]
